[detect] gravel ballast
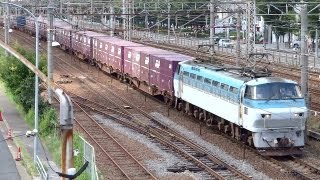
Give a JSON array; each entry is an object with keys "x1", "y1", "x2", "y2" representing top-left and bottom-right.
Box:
[{"x1": 150, "y1": 112, "x2": 270, "y2": 180}]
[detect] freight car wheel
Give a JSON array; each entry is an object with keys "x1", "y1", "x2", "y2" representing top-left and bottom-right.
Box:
[{"x1": 206, "y1": 118, "x2": 213, "y2": 127}]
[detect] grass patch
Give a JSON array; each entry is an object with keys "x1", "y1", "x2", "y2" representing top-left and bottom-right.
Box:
[
  {"x1": 42, "y1": 135, "x2": 61, "y2": 166},
  {"x1": 74, "y1": 134, "x2": 90, "y2": 180}
]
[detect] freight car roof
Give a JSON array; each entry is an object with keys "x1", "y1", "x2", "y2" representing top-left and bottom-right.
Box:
[
  {"x1": 151, "y1": 53, "x2": 194, "y2": 62},
  {"x1": 76, "y1": 30, "x2": 108, "y2": 37},
  {"x1": 95, "y1": 37, "x2": 143, "y2": 46},
  {"x1": 127, "y1": 46, "x2": 171, "y2": 54},
  {"x1": 107, "y1": 40, "x2": 144, "y2": 47}
]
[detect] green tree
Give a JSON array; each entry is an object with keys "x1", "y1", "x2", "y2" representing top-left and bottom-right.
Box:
[
  {"x1": 256, "y1": 0, "x2": 296, "y2": 49},
  {"x1": 0, "y1": 43, "x2": 47, "y2": 113}
]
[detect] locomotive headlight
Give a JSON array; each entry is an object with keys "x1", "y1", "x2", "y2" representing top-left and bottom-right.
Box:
[
  {"x1": 294, "y1": 112, "x2": 304, "y2": 117},
  {"x1": 261, "y1": 114, "x2": 271, "y2": 119}
]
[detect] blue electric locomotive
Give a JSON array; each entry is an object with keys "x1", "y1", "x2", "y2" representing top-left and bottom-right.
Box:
[{"x1": 174, "y1": 60, "x2": 306, "y2": 156}]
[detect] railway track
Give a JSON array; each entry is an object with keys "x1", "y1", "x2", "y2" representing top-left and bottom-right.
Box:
[
  {"x1": 53, "y1": 93, "x2": 157, "y2": 179},
  {"x1": 73, "y1": 102, "x2": 157, "y2": 179},
  {"x1": 33, "y1": 30, "x2": 253, "y2": 178},
  {"x1": 69, "y1": 92, "x2": 253, "y2": 180},
  {"x1": 268, "y1": 156, "x2": 320, "y2": 180}
]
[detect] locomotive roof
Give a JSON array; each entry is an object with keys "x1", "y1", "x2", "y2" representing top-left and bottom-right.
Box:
[
  {"x1": 181, "y1": 60, "x2": 250, "y2": 81},
  {"x1": 246, "y1": 77, "x2": 297, "y2": 86},
  {"x1": 180, "y1": 60, "x2": 297, "y2": 87}
]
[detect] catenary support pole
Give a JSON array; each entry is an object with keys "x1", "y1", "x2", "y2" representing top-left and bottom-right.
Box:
[
  {"x1": 236, "y1": 10, "x2": 241, "y2": 67},
  {"x1": 47, "y1": 3, "x2": 54, "y2": 104},
  {"x1": 167, "y1": 1, "x2": 171, "y2": 43},
  {"x1": 122, "y1": 0, "x2": 127, "y2": 40},
  {"x1": 110, "y1": 5, "x2": 114, "y2": 37},
  {"x1": 316, "y1": 29, "x2": 318, "y2": 59},
  {"x1": 209, "y1": 0, "x2": 215, "y2": 55},
  {"x1": 268, "y1": 25, "x2": 272, "y2": 45},
  {"x1": 300, "y1": 5, "x2": 309, "y2": 142},
  {"x1": 128, "y1": 0, "x2": 132, "y2": 41},
  {"x1": 60, "y1": 0, "x2": 63, "y2": 14},
  {"x1": 4, "y1": 0, "x2": 9, "y2": 56},
  {"x1": 145, "y1": 13, "x2": 148, "y2": 29}
]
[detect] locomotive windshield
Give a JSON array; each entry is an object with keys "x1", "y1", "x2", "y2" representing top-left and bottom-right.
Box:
[{"x1": 245, "y1": 83, "x2": 302, "y2": 100}]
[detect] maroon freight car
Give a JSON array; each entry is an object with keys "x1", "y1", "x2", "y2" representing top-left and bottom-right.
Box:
[
  {"x1": 93, "y1": 36, "x2": 144, "y2": 75},
  {"x1": 54, "y1": 21, "x2": 72, "y2": 51},
  {"x1": 38, "y1": 17, "x2": 48, "y2": 39},
  {"x1": 25, "y1": 17, "x2": 47, "y2": 39},
  {"x1": 123, "y1": 46, "x2": 148, "y2": 79},
  {"x1": 93, "y1": 37, "x2": 122, "y2": 73},
  {"x1": 110, "y1": 40, "x2": 143, "y2": 75},
  {"x1": 72, "y1": 31, "x2": 108, "y2": 61},
  {"x1": 122, "y1": 47, "x2": 174, "y2": 93},
  {"x1": 149, "y1": 54, "x2": 194, "y2": 97}
]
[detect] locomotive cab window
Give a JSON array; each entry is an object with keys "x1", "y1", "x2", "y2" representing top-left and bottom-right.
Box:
[
  {"x1": 245, "y1": 83, "x2": 302, "y2": 100},
  {"x1": 254, "y1": 83, "x2": 302, "y2": 100},
  {"x1": 244, "y1": 86, "x2": 254, "y2": 99}
]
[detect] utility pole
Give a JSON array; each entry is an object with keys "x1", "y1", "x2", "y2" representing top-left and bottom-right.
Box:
[
  {"x1": 4, "y1": 0, "x2": 9, "y2": 56},
  {"x1": 209, "y1": 0, "x2": 215, "y2": 55},
  {"x1": 300, "y1": 5, "x2": 309, "y2": 142},
  {"x1": 236, "y1": 9, "x2": 241, "y2": 67},
  {"x1": 47, "y1": 3, "x2": 54, "y2": 104}
]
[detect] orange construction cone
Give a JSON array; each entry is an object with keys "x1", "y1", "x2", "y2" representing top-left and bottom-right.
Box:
[
  {"x1": 0, "y1": 111, "x2": 2, "y2": 121},
  {"x1": 15, "y1": 147, "x2": 22, "y2": 161},
  {"x1": 7, "y1": 129, "x2": 12, "y2": 140}
]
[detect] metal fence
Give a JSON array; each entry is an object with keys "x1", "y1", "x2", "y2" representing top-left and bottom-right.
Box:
[
  {"x1": 132, "y1": 30, "x2": 320, "y2": 70},
  {"x1": 79, "y1": 135, "x2": 99, "y2": 180},
  {"x1": 35, "y1": 155, "x2": 48, "y2": 180}
]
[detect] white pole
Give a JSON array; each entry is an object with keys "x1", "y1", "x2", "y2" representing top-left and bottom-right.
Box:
[{"x1": 34, "y1": 17, "x2": 39, "y2": 163}]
